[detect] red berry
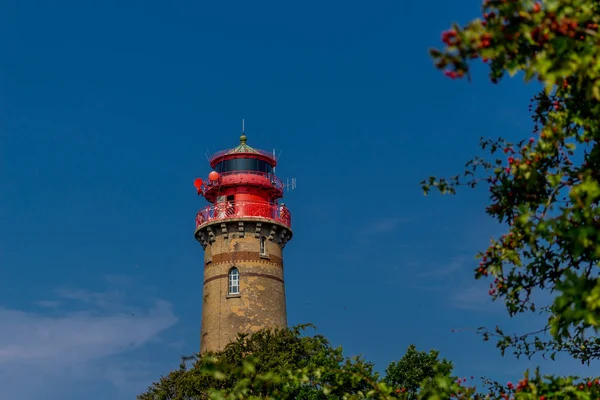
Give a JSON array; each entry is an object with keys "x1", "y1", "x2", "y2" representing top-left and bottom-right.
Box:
[
  {"x1": 444, "y1": 70, "x2": 458, "y2": 79},
  {"x1": 441, "y1": 29, "x2": 457, "y2": 45}
]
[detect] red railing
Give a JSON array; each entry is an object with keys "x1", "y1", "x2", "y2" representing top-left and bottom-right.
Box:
[
  {"x1": 195, "y1": 201, "x2": 292, "y2": 229},
  {"x1": 204, "y1": 170, "x2": 284, "y2": 192}
]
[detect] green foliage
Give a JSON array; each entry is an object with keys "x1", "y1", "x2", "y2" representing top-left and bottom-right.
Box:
[
  {"x1": 383, "y1": 345, "x2": 454, "y2": 399},
  {"x1": 137, "y1": 325, "x2": 459, "y2": 400},
  {"x1": 138, "y1": 326, "x2": 600, "y2": 399},
  {"x1": 423, "y1": 0, "x2": 600, "y2": 365},
  {"x1": 137, "y1": 324, "x2": 380, "y2": 400}
]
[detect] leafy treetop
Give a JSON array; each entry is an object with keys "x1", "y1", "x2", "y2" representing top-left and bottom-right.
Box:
[
  {"x1": 138, "y1": 326, "x2": 600, "y2": 399},
  {"x1": 137, "y1": 325, "x2": 454, "y2": 400},
  {"x1": 424, "y1": 0, "x2": 600, "y2": 364}
]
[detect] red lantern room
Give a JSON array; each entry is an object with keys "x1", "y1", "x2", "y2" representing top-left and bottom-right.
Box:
[{"x1": 194, "y1": 133, "x2": 291, "y2": 229}]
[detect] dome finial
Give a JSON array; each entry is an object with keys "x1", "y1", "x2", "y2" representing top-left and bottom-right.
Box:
[{"x1": 240, "y1": 118, "x2": 247, "y2": 144}]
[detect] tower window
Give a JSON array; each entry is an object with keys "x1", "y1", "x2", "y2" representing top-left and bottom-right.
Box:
[
  {"x1": 259, "y1": 236, "x2": 267, "y2": 256},
  {"x1": 215, "y1": 158, "x2": 273, "y2": 174},
  {"x1": 228, "y1": 267, "x2": 240, "y2": 295}
]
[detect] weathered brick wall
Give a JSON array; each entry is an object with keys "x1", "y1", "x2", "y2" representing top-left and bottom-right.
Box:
[{"x1": 195, "y1": 219, "x2": 292, "y2": 353}]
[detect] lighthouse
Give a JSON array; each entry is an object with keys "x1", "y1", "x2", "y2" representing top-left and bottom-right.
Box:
[{"x1": 193, "y1": 130, "x2": 293, "y2": 353}]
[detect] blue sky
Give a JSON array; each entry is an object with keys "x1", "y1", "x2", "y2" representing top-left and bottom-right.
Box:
[{"x1": 1, "y1": 0, "x2": 596, "y2": 398}]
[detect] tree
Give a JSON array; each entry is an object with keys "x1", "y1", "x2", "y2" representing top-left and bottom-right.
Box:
[
  {"x1": 137, "y1": 325, "x2": 456, "y2": 400},
  {"x1": 423, "y1": 0, "x2": 600, "y2": 364},
  {"x1": 138, "y1": 325, "x2": 600, "y2": 399},
  {"x1": 383, "y1": 344, "x2": 454, "y2": 399},
  {"x1": 138, "y1": 324, "x2": 379, "y2": 400}
]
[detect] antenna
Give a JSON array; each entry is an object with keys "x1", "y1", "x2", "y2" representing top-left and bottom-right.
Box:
[
  {"x1": 283, "y1": 178, "x2": 297, "y2": 192},
  {"x1": 273, "y1": 149, "x2": 276, "y2": 175},
  {"x1": 242, "y1": 119, "x2": 245, "y2": 134}
]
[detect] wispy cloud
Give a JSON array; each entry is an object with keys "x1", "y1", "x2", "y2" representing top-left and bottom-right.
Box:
[
  {"x1": 34, "y1": 300, "x2": 63, "y2": 308},
  {"x1": 417, "y1": 255, "x2": 473, "y2": 279},
  {"x1": 53, "y1": 287, "x2": 125, "y2": 309},
  {"x1": 0, "y1": 283, "x2": 178, "y2": 400},
  {"x1": 362, "y1": 217, "x2": 410, "y2": 235},
  {"x1": 0, "y1": 300, "x2": 175, "y2": 365},
  {"x1": 451, "y1": 281, "x2": 497, "y2": 311}
]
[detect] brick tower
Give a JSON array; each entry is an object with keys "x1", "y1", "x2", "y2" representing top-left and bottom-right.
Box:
[{"x1": 193, "y1": 131, "x2": 292, "y2": 353}]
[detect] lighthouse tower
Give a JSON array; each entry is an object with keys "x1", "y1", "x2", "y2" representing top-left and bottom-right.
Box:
[{"x1": 193, "y1": 131, "x2": 292, "y2": 353}]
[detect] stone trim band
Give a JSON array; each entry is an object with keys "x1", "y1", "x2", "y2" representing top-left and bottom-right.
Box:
[
  {"x1": 209, "y1": 251, "x2": 283, "y2": 265},
  {"x1": 204, "y1": 272, "x2": 284, "y2": 286}
]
